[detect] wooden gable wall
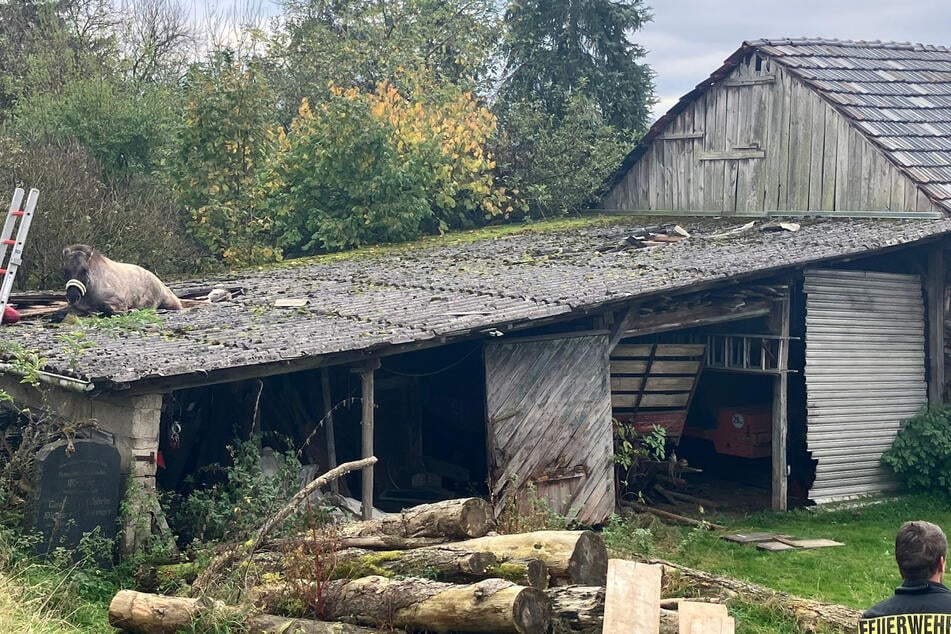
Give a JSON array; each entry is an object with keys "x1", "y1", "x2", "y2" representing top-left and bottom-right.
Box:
[{"x1": 604, "y1": 53, "x2": 943, "y2": 214}]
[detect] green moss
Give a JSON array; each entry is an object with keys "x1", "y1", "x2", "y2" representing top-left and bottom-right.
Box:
[
  {"x1": 485, "y1": 563, "x2": 528, "y2": 583},
  {"x1": 330, "y1": 551, "x2": 402, "y2": 579},
  {"x1": 245, "y1": 214, "x2": 635, "y2": 272}
]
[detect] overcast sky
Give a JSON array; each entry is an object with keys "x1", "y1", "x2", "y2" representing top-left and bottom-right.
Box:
[{"x1": 192, "y1": 0, "x2": 948, "y2": 121}]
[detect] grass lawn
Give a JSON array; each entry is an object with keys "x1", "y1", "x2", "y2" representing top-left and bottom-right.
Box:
[{"x1": 605, "y1": 492, "x2": 951, "y2": 632}]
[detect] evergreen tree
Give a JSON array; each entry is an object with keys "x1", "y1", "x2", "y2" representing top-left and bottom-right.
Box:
[{"x1": 499, "y1": 0, "x2": 654, "y2": 135}]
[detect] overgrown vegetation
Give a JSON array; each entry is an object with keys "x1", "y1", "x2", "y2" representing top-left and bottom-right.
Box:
[
  {"x1": 881, "y1": 405, "x2": 951, "y2": 495},
  {"x1": 2, "y1": 0, "x2": 655, "y2": 286},
  {"x1": 165, "y1": 436, "x2": 307, "y2": 546},
  {"x1": 614, "y1": 419, "x2": 670, "y2": 498}
]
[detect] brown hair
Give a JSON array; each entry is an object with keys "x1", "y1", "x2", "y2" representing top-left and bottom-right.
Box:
[{"x1": 896, "y1": 521, "x2": 947, "y2": 580}]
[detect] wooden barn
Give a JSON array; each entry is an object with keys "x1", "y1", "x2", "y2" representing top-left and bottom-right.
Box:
[
  {"x1": 604, "y1": 38, "x2": 951, "y2": 215},
  {"x1": 603, "y1": 38, "x2": 951, "y2": 506},
  {"x1": 3, "y1": 39, "x2": 951, "y2": 548}
]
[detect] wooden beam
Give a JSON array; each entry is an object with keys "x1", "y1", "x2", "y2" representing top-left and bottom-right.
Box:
[
  {"x1": 625, "y1": 301, "x2": 772, "y2": 339},
  {"x1": 655, "y1": 132, "x2": 705, "y2": 141},
  {"x1": 928, "y1": 246, "x2": 945, "y2": 405},
  {"x1": 722, "y1": 76, "x2": 776, "y2": 86},
  {"x1": 770, "y1": 288, "x2": 791, "y2": 512},
  {"x1": 698, "y1": 150, "x2": 766, "y2": 161},
  {"x1": 320, "y1": 368, "x2": 339, "y2": 494},
  {"x1": 608, "y1": 306, "x2": 639, "y2": 353},
  {"x1": 354, "y1": 359, "x2": 381, "y2": 519}
]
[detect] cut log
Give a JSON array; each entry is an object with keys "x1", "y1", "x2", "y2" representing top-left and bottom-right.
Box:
[
  {"x1": 652, "y1": 559, "x2": 861, "y2": 632},
  {"x1": 252, "y1": 576, "x2": 551, "y2": 634},
  {"x1": 245, "y1": 614, "x2": 379, "y2": 634},
  {"x1": 327, "y1": 545, "x2": 548, "y2": 588},
  {"x1": 332, "y1": 547, "x2": 498, "y2": 583},
  {"x1": 546, "y1": 585, "x2": 603, "y2": 633},
  {"x1": 107, "y1": 589, "x2": 377, "y2": 634},
  {"x1": 338, "y1": 497, "x2": 494, "y2": 539},
  {"x1": 545, "y1": 586, "x2": 678, "y2": 634},
  {"x1": 486, "y1": 558, "x2": 550, "y2": 589},
  {"x1": 441, "y1": 530, "x2": 607, "y2": 585},
  {"x1": 269, "y1": 534, "x2": 450, "y2": 552}
]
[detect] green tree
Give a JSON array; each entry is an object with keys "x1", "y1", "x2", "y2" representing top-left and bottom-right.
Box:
[
  {"x1": 175, "y1": 52, "x2": 279, "y2": 265},
  {"x1": 14, "y1": 78, "x2": 181, "y2": 176},
  {"x1": 268, "y1": 82, "x2": 509, "y2": 254},
  {"x1": 271, "y1": 0, "x2": 500, "y2": 121},
  {"x1": 268, "y1": 88, "x2": 431, "y2": 254},
  {"x1": 498, "y1": 0, "x2": 654, "y2": 135},
  {"x1": 492, "y1": 0, "x2": 654, "y2": 217},
  {"x1": 0, "y1": 0, "x2": 117, "y2": 120},
  {"x1": 493, "y1": 91, "x2": 626, "y2": 218}
]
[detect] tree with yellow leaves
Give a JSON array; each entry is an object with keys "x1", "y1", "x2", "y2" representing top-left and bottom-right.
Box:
[{"x1": 267, "y1": 81, "x2": 514, "y2": 255}]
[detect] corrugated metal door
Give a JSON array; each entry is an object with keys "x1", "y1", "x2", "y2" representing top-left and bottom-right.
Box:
[
  {"x1": 484, "y1": 333, "x2": 614, "y2": 525},
  {"x1": 804, "y1": 269, "x2": 926, "y2": 502}
]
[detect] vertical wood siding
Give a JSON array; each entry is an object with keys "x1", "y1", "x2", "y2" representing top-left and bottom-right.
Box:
[
  {"x1": 604, "y1": 54, "x2": 943, "y2": 215},
  {"x1": 484, "y1": 334, "x2": 614, "y2": 526}
]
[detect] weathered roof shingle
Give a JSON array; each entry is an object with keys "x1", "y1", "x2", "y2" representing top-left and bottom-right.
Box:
[{"x1": 3, "y1": 214, "x2": 951, "y2": 391}]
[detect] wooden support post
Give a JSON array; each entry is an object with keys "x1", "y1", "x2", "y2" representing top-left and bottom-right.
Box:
[
  {"x1": 356, "y1": 359, "x2": 380, "y2": 520},
  {"x1": 320, "y1": 367, "x2": 339, "y2": 494},
  {"x1": 770, "y1": 286, "x2": 790, "y2": 512},
  {"x1": 607, "y1": 305, "x2": 639, "y2": 354},
  {"x1": 928, "y1": 246, "x2": 945, "y2": 406},
  {"x1": 603, "y1": 559, "x2": 661, "y2": 634}
]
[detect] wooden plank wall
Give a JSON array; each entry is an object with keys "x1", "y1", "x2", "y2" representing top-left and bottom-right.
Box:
[
  {"x1": 484, "y1": 334, "x2": 615, "y2": 526},
  {"x1": 603, "y1": 54, "x2": 942, "y2": 215}
]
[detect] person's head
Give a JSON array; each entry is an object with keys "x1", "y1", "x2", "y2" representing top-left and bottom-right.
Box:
[{"x1": 895, "y1": 521, "x2": 948, "y2": 582}]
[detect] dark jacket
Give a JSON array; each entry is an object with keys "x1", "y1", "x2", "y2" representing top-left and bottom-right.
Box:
[{"x1": 859, "y1": 580, "x2": 951, "y2": 633}]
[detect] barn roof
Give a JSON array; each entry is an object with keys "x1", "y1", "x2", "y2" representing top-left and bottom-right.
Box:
[
  {"x1": 3, "y1": 214, "x2": 951, "y2": 392},
  {"x1": 615, "y1": 38, "x2": 951, "y2": 212}
]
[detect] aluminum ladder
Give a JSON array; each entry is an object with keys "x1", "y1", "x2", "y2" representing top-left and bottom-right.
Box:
[{"x1": 0, "y1": 188, "x2": 39, "y2": 319}]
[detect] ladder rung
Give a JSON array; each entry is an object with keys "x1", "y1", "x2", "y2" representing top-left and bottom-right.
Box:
[
  {"x1": 0, "y1": 269, "x2": 6, "y2": 275},
  {"x1": 1, "y1": 239, "x2": 14, "y2": 246},
  {"x1": 11, "y1": 210, "x2": 23, "y2": 217}
]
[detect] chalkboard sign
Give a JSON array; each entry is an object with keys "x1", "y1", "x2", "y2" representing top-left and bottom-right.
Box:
[{"x1": 28, "y1": 436, "x2": 121, "y2": 556}]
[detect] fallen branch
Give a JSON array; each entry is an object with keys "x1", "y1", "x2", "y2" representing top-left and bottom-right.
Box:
[
  {"x1": 623, "y1": 501, "x2": 725, "y2": 530},
  {"x1": 652, "y1": 558, "x2": 860, "y2": 632},
  {"x1": 652, "y1": 484, "x2": 719, "y2": 509},
  {"x1": 192, "y1": 457, "x2": 376, "y2": 592},
  {"x1": 254, "y1": 457, "x2": 378, "y2": 552}
]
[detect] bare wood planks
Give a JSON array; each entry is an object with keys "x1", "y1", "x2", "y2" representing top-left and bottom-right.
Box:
[{"x1": 603, "y1": 560, "x2": 662, "y2": 634}]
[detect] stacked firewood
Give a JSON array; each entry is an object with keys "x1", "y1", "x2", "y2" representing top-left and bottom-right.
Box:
[{"x1": 107, "y1": 497, "x2": 617, "y2": 634}]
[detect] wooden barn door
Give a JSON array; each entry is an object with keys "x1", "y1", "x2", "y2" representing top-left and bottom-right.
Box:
[{"x1": 484, "y1": 333, "x2": 614, "y2": 525}]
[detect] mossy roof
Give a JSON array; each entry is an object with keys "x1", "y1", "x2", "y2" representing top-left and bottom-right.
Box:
[{"x1": 4, "y1": 214, "x2": 951, "y2": 391}]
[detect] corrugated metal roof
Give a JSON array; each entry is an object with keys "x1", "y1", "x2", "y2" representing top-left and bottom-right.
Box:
[
  {"x1": 609, "y1": 38, "x2": 951, "y2": 213},
  {"x1": 3, "y1": 215, "x2": 951, "y2": 390}
]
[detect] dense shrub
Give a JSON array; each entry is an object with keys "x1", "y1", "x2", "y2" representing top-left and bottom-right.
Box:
[
  {"x1": 881, "y1": 405, "x2": 951, "y2": 495},
  {"x1": 1, "y1": 135, "x2": 206, "y2": 289}
]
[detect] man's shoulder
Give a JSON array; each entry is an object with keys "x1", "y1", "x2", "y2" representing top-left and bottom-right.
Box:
[{"x1": 862, "y1": 585, "x2": 951, "y2": 619}]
